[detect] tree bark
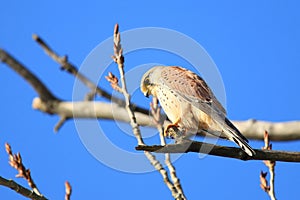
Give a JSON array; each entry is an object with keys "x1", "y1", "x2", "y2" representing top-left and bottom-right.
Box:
[
  {"x1": 136, "y1": 141, "x2": 300, "y2": 162},
  {"x1": 0, "y1": 176, "x2": 48, "y2": 200},
  {"x1": 32, "y1": 98, "x2": 300, "y2": 141}
]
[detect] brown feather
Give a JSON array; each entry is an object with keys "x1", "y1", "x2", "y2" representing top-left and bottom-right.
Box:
[{"x1": 160, "y1": 66, "x2": 226, "y2": 114}]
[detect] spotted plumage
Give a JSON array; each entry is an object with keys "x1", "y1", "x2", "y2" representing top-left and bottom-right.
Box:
[{"x1": 140, "y1": 66, "x2": 255, "y2": 156}]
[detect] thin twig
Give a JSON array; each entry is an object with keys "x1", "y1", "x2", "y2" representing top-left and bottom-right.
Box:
[
  {"x1": 143, "y1": 151, "x2": 179, "y2": 198},
  {"x1": 135, "y1": 141, "x2": 300, "y2": 162},
  {"x1": 112, "y1": 23, "x2": 144, "y2": 146},
  {"x1": 0, "y1": 176, "x2": 48, "y2": 200},
  {"x1": 150, "y1": 97, "x2": 165, "y2": 143},
  {"x1": 105, "y1": 76, "x2": 180, "y2": 199},
  {"x1": 111, "y1": 24, "x2": 184, "y2": 200},
  {"x1": 32, "y1": 34, "x2": 118, "y2": 103},
  {"x1": 5, "y1": 143, "x2": 43, "y2": 197},
  {"x1": 151, "y1": 97, "x2": 186, "y2": 200},
  {"x1": 84, "y1": 91, "x2": 97, "y2": 101},
  {"x1": 0, "y1": 48, "x2": 69, "y2": 131},
  {"x1": 65, "y1": 181, "x2": 72, "y2": 200},
  {"x1": 260, "y1": 131, "x2": 277, "y2": 200},
  {"x1": 32, "y1": 34, "x2": 149, "y2": 116},
  {"x1": 54, "y1": 116, "x2": 69, "y2": 132}
]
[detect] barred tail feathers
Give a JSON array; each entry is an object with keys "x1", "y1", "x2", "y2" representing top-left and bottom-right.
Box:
[{"x1": 223, "y1": 118, "x2": 255, "y2": 156}]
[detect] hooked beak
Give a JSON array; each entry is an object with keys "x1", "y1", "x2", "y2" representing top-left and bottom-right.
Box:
[{"x1": 143, "y1": 91, "x2": 149, "y2": 98}]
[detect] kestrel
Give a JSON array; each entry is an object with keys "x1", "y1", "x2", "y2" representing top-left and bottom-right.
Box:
[{"x1": 140, "y1": 66, "x2": 255, "y2": 156}]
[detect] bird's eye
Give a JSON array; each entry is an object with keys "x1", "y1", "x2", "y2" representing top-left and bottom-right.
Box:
[{"x1": 144, "y1": 77, "x2": 150, "y2": 86}]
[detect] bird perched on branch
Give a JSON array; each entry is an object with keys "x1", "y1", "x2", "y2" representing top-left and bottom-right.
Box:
[{"x1": 140, "y1": 66, "x2": 255, "y2": 156}]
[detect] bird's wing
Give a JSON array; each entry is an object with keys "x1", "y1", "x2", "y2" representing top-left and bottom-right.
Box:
[{"x1": 160, "y1": 66, "x2": 226, "y2": 115}]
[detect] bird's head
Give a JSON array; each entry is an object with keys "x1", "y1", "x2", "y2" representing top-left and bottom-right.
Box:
[{"x1": 140, "y1": 66, "x2": 163, "y2": 98}]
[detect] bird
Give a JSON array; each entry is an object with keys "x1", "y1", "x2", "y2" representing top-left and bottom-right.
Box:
[{"x1": 140, "y1": 66, "x2": 255, "y2": 156}]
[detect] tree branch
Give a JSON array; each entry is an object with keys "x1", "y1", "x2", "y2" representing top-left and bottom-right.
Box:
[
  {"x1": 151, "y1": 97, "x2": 186, "y2": 199},
  {"x1": 260, "y1": 131, "x2": 277, "y2": 200},
  {"x1": 112, "y1": 24, "x2": 144, "y2": 145},
  {"x1": 0, "y1": 176, "x2": 48, "y2": 200},
  {"x1": 32, "y1": 97, "x2": 300, "y2": 141},
  {"x1": 32, "y1": 34, "x2": 149, "y2": 116},
  {"x1": 111, "y1": 24, "x2": 183, "y2": 200},
  {"x1": 0, "y1": 48, "x2": 58, "y2": 102},
  {"x1": 5, "y1": 143, "x2": 42, "y2": 196},
  {"x1": 2, "y1": 47, "x2": 300, "y2": 141},
  {"x1": 135, "y1": 141, "x2": 300, "y2": 162},
  {"x1": 234, "y1": 120, "x2": 300, "y2": 141},
  {"x1": 32, "y1": 34, "x2": 114, "y2": 101}
]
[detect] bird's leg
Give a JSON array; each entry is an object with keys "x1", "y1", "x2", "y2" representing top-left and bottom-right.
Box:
[{"x1": 164, "y1": 119, "x2": 182, "y2": 139}]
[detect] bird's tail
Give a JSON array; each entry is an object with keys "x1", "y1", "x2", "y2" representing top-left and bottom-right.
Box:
[{"x1": 222, "y1": 118, "x2": 256, "y2": 156}]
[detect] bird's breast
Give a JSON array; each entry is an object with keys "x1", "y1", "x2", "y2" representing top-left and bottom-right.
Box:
[{"x1": 155, "y1": 86, "x2": 181, "y2": 123}]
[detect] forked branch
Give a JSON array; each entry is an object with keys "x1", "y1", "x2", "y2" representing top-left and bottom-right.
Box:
[
  {"x1": 111, "y1": 24, "x2": 184, "y2": 200},
  {"x1": 32, "y1": 34, "x2": 149, "y2": 116},
  {"x1": 151, "y1": 97, "x2": 186, "y2": 199},
  {"x1": 1, "y1": 47, "x2": 300, "y2": 141}
]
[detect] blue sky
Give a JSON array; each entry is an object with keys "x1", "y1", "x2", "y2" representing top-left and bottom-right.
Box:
[{"x1": 1, "y1": 1, "x2": 300, "y2": 199}]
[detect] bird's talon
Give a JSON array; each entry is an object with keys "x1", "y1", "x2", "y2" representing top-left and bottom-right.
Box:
[
  {"x1": 164, "y1": 126, "x2": 177, "y2": 139},
  {"x1": 164, "y1": 125, "x2": 184, "y2": 139}
]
